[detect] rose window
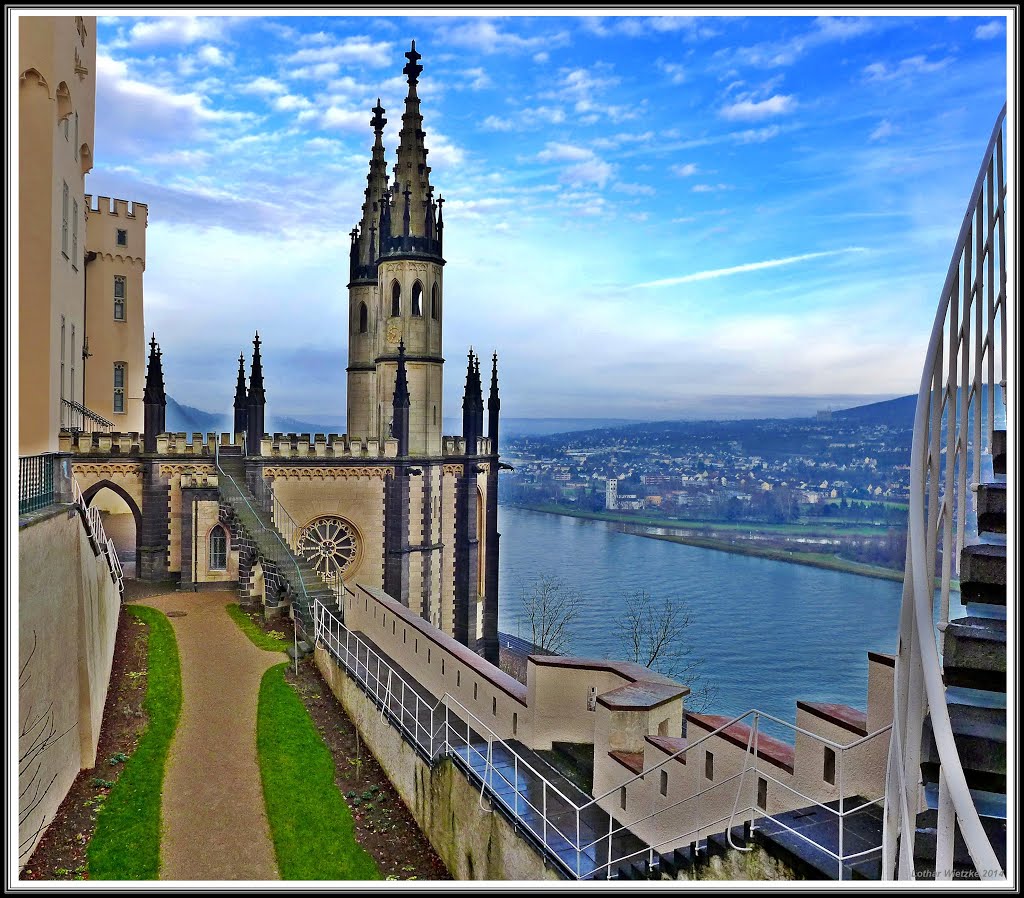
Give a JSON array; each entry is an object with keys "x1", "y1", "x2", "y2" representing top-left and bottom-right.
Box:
[{"x1": 296, "y1": 517, "x2": 358, "y2": 582}]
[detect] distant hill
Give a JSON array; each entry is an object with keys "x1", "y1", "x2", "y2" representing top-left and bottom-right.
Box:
[
  {"x1": 165, "y1": 396, "x2": 229, "y2": 435},
  {"x1": 833, "y1": 394, "x2": 917, "y2": 427},
  {"x1": 444, "y1": 417, "x2": 639, "y2": 438}
]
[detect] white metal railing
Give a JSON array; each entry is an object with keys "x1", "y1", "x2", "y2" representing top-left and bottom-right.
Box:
[
  {"x1": 315, "y1": 600, "x2": 889, "y2": 880},
  {"x1": 71, "y1": 475, "x2": 124, "y2": 596},
  {"x1": 883, "y1": 104, "x2": 1007, "y2": 881},
  {"x1": 580, "y1": 709, "x2": 891, "y2": 880}
]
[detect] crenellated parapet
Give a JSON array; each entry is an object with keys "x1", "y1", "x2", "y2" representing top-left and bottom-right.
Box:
[
  {"x1": 85, "y1": 194, "x2": 148, "y2": 223},
  {"x1": 59, "y1": 431, "x2": 246, "y2": 456},
  {"x1": 258, "y1": 432, "x2": 400, "y2": 459},
  {"x1": 442, "y1": 435, "x2": 491, "y2": 457}
]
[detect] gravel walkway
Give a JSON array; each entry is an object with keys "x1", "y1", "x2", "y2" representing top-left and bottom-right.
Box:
[{"x1": 135, "y1": 590, "x2": 284, "y2": 881}]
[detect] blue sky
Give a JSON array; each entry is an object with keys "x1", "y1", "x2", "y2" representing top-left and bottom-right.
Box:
[{"x1": 80, "y1": 11, "x2": 1010, "y2": 421}]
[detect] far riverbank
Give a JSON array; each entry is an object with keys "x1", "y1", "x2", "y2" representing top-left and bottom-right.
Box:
[{"x1": 505, "y1": 502, "x2": 905, "y2": 583}]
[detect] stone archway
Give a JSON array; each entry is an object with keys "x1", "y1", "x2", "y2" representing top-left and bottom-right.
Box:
[{"x1": 82, "y1": 479, "x2": 143, "y2": 575}]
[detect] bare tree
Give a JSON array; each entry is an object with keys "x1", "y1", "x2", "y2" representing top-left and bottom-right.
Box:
[
  {"x1": 517, "y1": 572, "x2": 583, "y2": 655},
  {"x1": 615, "y1": 590, "x2": 717, "y2": 713}
]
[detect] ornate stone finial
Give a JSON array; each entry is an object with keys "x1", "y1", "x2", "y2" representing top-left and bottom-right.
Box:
[
  {"x1": 254, "y1": 331, "x2": 261, "y2": 351},
  {"x1": 371, "y1": 98, "x2": 386, "y2": 133},
  {"x1": 150, "y1": 332, "x2": 158, "y2": 353},
  {"x1": 404, "y1": 40, "x2": 422, "y2": 85}
]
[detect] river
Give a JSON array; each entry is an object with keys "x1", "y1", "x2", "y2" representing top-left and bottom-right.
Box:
[{"x1": 496, "y1": 506, "x2": 950, "y2": 735}]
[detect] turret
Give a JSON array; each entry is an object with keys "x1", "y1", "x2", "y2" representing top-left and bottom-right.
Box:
[
  {"x1": 233, "y1": 352, "x2": 248, "y2": 438},
  {"x1": 142, "y1": 333, "x2": 165, "y2": 452},
  {"x1": 462, "y1": 350, "x2": 478, "y2": 455},
  {"x1": 350, "y1": 99, "x2": 390, "y2": 284},
  {"x1": 246, "y1": 332, "x2": 265, "y2": 455}
]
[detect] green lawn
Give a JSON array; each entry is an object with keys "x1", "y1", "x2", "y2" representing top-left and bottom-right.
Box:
[
  {"x1": 88, "y1": 604, "x2": 182, "y2": 880},
  {"x1": 226, "y1": 602, "x2": 290, "y2": 652},
  {"x1": 256, "y1": 664, "x2": 381, "y2": 880}
]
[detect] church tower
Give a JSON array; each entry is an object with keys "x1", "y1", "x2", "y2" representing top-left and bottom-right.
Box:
[{"x1": 347, "y1": 41, "x2": 444, "y2": 456}]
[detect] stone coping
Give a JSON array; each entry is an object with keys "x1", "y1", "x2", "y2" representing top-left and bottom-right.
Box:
[
  {"x1": 867, "y1": 650, "x2": 895, "y2": 668},
  {"x1": 645, "y1": 735, "x2": 688, "y2": 764},
  {"x1": 354, "y1": 584, "x2": 527, "y2": 706},
  {"x1": 608, "y1": 750, "x2": 645, "y2": 775},
  {"x1": 597, "y1": 680, "x2": 689, "y2": 712},
  {"x1": 796, "y1": 701, "x2": 868, "y2": 738},
  {"x1": 687, "y1": 713, "x2": 796, "y2": 775},
  {"x1": 526, "y1": 655, "x2": 682, "y2": 688}
]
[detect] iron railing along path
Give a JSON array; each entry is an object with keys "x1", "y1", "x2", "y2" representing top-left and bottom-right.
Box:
[
  {"x1": 315, "y1": 600, "x2": 890, "y2": 880},
  {"x1": 882, "y1": 104, "x2": 1007, "y2": 881},
  {"x1": 70, "y1": 475, "x2": 124, "y2": 596}
]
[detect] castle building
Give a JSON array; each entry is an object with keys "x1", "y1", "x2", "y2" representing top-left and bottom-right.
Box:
[{"x1": 83, "y1": 194, "x2": 148, "y2": 431}]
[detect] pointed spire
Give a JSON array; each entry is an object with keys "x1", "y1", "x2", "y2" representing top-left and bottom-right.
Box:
[
  {"x1": 391, "y1": 40, "x2": 433, "y2": 240},
  {"x1": 394, "y1": 341, "x2": 411, "y2": 405},
  {"x1": 392, "y1": 341, "x2": 411, "y2": 456},
  {"x1": 143, "y1": 333, "x2": 166, "y2": 405},
  {"x1": 233, "y1": 351, "x2": 248, "y2": 438},
  {"x1": 463, "y1": 349, "x2": 479, "y2": 454},
  {"x1": 488, "y1": 352, "x2": 501, "y2": 454},
  {"x1": 143, "y1": 333, "x2": 166, "y2": 452},
  {"x1": 249, "y1": 331, "x2": 265, "y2": 405}
]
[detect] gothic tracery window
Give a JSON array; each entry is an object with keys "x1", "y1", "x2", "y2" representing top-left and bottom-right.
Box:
[{"x1": 296, "y1": 516, "x2": 359, "y2": 583}]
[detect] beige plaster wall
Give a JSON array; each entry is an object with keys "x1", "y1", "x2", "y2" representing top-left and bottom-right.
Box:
[
  {"x1": 19, "y1": 16, "x2": 97, "y2": 455},
  {"x1": 271, "y1": 472, "x2": 385, "y2": 588},
  {"x1": 195, "y1": 499, "x2": 236, "y2": 584},
  {"x1": 19, "y1": 506, "x2": 120, "y2": 867}
]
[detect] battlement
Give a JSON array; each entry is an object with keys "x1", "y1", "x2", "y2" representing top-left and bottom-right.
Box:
[
  {"x1": 258, "y1": 433, "x2": 400, "y2": 459},
  {"x1": 59, "y1": 431, "x2": 244, "y2": 455},
  {"x1": 442, "y1": 436, "x2": 491, "y2": 457},
  {"x1": 85, "y1": 194, "x2": 149, "y2": 223},
  {"x1": 180, "y1": 472, "x2": 219, "y2": 489}
]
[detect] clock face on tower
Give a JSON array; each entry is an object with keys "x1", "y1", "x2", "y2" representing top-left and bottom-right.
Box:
[{"x1": 386, "y1": 322, "x2": 402, "y2": 345}]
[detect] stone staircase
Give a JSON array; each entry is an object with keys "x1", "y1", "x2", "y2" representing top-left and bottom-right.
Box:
[
  {"x1": 216, "y1": 446, "x2": 335, "y2": 632},
  {"x1": 914, "y1": 425, "x2": 1007, "y2": 877}
]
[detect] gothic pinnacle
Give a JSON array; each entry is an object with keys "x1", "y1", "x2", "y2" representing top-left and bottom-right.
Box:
[{"x1": 404, "y1": 40, "x2": 422, "y2": 85}]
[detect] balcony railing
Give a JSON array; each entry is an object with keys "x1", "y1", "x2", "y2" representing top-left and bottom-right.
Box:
[
  {"x1": 60, "y1": 398, "x2": 114, "y2": 434},
  {"x1": 19, "y1": 454, "x2": 55, "y2": 514},
  {"x1": 883, "y1": 104, "x2": 1006, "y2": 881}
]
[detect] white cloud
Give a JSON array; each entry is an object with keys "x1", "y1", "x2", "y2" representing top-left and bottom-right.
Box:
[
  {"x1": 458, "y1": 67, "x2": 492, "y2": 90},
  {"x1": 613, "y1": 182, "x2": 655, "y2": 196},
  {"x1": 533, "y1": 51, "x2": 549, "y2": 64},
  {"x1": 322, "y1": 106, "x2": 367, "y2": 132},
  {"x1": 863, "y1": 55, "x2": 951, "y2": 82},
  {"x1": 537, "y1": 143, "x2": 614, "y2": 188},
  {"x1": 657, "y1": 59, "x2": 687, "y2": 84},
  {"x1": 291, "y1": 62, "x2": 340, "y2": 81},
  {"x1": 198, "y1": 44, "x2": 230, "y2": 66},
  {"x1": 732, "y1": 125, "x2": 781, "y2": 143},
  {"x1": 146, "y1": 148, "x2": 212, "y2": 167},
  {"x1": 692, "y1": 183, "x2": 730, "y2": 193},
  {"x1": 974, "y1": 21, "x2": 1003, "y2": 39},
  {"x1": 439, "y1": 19, "x2": 568, "y2": 54},
  {"x1": 634, "y1": 247, "x2": 868, "y2": 288},
  {"x1": 286, "y1": 36, "x2": 392, "y2": 68},
  {"x1": 870, "y1": 119, "x2": 895, "y2": 141},
  {"x1": 239, "y1": 76, "x2": 286, "y2": 96},
  {"x1": 720, "y1": 94, "x2": 797, "y2": 121},
  {"x1": 274, "y1": 94, "x2": 313, "y2": 112},
  {"x1": 128, "y1": 16, "x2": 230, "y2": 47},
  {"x1": 673, "y1": 162, "x2": 698, "y2": 177}
]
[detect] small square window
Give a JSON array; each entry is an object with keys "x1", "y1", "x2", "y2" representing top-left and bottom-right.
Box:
[{"x1": 117, "y1": 229, "x2": 127, "y2": 247}]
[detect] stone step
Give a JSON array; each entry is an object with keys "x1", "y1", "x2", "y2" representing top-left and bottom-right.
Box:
[
  {"x1": 921, "y1": 704, "x2": 1005, "y2": 793},
  {"x1": 958, "y1": 543, "x2": 1006, "y2": 605},
  {"x1": 943, "y1": 618, "x2": 1006, "y2": 691},
  {"x1": 991, "y1": 429, "x2": 1005, "y2": 476},
  {"x1": 976, "y1": 482, "x2": 1006, "y2": 534},
  {"x1": 913, "y1": 808, "x2": 1006, "y2": 874}
]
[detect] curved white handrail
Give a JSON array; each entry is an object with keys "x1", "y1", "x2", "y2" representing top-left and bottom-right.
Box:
[{"x1": 885, "y1": 104, "x2": 1006, "y2": 880}]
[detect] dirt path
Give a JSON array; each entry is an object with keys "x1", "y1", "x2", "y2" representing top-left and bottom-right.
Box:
[{"x1": 135, "y1": 590, "x2": 284, "y2": 881}]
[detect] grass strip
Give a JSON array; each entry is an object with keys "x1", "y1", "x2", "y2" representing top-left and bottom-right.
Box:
[
  {"x1": 88, "y1": 604, "x2": 182, "y2": 879},
  {"x1": 226, "y1": 603, "x2": 290, "y2": 652},
  {"x1": 257, "y1": 664, "x2": 381, "y2": 881}
]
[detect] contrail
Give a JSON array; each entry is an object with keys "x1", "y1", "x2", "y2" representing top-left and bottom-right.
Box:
[{"x1": 634, "y1": 247, "x2": 868, "y2": 288}]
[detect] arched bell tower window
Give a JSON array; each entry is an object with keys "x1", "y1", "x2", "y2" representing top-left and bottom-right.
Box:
[
  {"x1": 412, "y1": 281, "x2": 423, "y2": 317},
  {"x1": 431, "y1": 283, "x2": 439, "y2": 320},
  {"x1": 209, "y1": 525, "x2": 227, "y2": 570},
  {"x1": 358, "y1": 302, "x2": 368, "y2": 334},
  {"x1": 391, "y1": 281, "x2": 401, "y2": 317}
]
